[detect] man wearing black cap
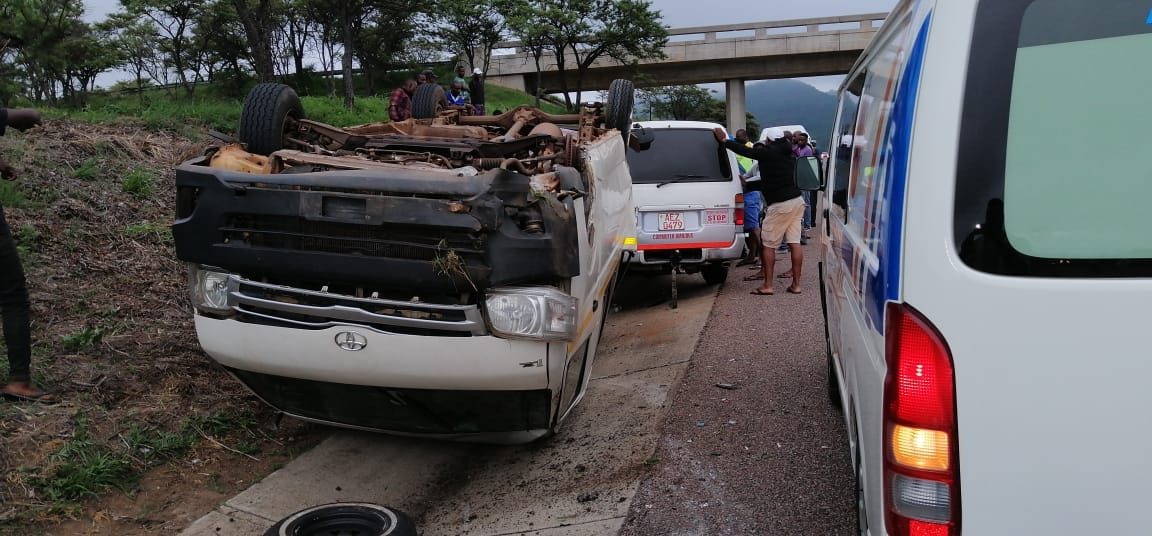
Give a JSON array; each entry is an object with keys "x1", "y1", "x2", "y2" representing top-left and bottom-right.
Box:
[
  {"x1": 469, "y1": 68, "x2": 486, "y2": 115},
  {"x1": 714, "y1": 127, "x2": 805, "y2": 295}
]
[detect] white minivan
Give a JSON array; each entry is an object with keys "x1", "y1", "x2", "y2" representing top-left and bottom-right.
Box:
[
  {"x1": 818, "y1": 1, "x2": 1152, "y2": 534},
  {"x1": 625, "y1": 121, "x2": 745, "y2": 286}
]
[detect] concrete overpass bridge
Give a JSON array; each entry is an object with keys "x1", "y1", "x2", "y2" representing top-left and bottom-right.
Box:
[{"x1": 485, "y1": 12, "x2": 885, "y2": 131}]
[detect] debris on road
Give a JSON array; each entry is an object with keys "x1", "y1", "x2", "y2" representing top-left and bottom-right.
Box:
[
  {"x1": 715, "y1": 383, "x2": 738, "y2": 390},
  {"x1": 577, "y1": 492, "x2": 600, "y2": 503}
]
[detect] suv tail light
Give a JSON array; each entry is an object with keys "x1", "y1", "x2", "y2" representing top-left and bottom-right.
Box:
[
  {"x1": 734, "y1": 193, "x2": 744, "y2": 226},
  {"x1": 884, "y1": 303, "x2": 960, "y2": 536}
]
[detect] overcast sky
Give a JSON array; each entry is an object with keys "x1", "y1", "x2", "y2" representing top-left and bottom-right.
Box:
[{"x1": 81, "y1": 0, "x2": 898, "y2": 90}]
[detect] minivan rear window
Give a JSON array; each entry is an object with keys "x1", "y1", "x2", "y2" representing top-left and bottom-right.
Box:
[
  {"x1": 625, "y1": 128, "x2": 733, "y2": 184},
  {"x1": 956, "y1": 0, "x2": 1152, "y2": 276}
]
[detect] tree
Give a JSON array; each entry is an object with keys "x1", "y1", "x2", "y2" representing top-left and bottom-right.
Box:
[
  {"x1": 505, "y1": 0, "x2": 666, "y2": 109},
  {"x1": 351, "y1": 0, "x2": 423, "y2": 96},
  {"x1": 649, "y1": 85, "x2": 715, "y2": 121},
  {"x1": 59, "y1": 22, "x2": 122, "y2": 106},
  {"x1": 229, "y1": 0, "x2": 277, "y2": 82},
  {"x1": 99, "y1": 14, "x2": 163, "y2": 97},
  {"x1": 429, "y1": 0, "x2": 508, "y2": 75},
  {"x1": 566, "y1": 0, "x2": 666, "y2": 106},
  {"x1": 121, "y1": 0, "x2": 206, "y2": 97}
]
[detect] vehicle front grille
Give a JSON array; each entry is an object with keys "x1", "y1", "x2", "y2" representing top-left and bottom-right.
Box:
[
  {"x1": 219, "y1": 276, "x2": 487, "y2": 336},
  {"x1": 223, "y1": 214, "x2": 483, "y2": 262}
]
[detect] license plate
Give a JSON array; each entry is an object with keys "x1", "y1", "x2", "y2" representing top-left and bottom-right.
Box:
[
  {"x1": 704, "y1": 209, "x2": 729, "y2": 225},
  {"x1": 659, "y1": 212, "x2": 685, "y2": 231}
]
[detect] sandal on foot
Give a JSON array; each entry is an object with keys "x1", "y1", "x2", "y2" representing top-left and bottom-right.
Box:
[
  {"x1": 1, "y1": 389, "x2": 59, "y2": 405},
  {"x1": 786, "y1": 287, "x2": 802, "y2": 294},
  {"x1": 750, "y1": 288, "x2": 775, "y2": 295}
]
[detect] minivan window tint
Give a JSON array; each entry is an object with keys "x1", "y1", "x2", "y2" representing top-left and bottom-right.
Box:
[
  {"x1": 956, "y1": 0, "x2": 1152, "y2": 277},
  {"x1": 625, "y1": 128, "x2": 733, "y2": 184}
]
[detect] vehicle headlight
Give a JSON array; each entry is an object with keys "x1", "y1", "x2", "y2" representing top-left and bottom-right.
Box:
[
  {"x1": 191, "y1": 267, "x2": 235, "y2": 314},
  {"x1": 484, "y1": 287, "x2": 577, "y2": 341}
]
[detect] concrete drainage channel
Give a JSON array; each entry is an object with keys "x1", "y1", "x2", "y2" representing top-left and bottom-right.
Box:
[{"x1": 181, "y1": 274, "x2": 718, "y2": 536}]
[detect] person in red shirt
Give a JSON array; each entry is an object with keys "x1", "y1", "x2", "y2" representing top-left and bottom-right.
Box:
[{"x1": 388, "y1": 79, "x2": 417, "y2": 122}]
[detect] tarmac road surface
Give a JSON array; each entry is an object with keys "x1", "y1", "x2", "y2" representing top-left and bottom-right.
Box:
[{"x1": 181, "y1": 250, "x2": 854, "y2": 535}]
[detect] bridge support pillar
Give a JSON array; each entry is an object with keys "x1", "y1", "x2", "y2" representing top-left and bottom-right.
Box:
[{"x1": 725, "y1": 79, "x2": 746, "y2": 133}]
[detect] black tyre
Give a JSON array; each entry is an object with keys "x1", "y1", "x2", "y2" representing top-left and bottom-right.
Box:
[
  {"x1": 605, "y1": 79, "x2": 634, "y2": 139},
  {"x1": 701, "y1": 263, "x2": 728, "y2": 285},
  {"x1": 263, "y1": 503, "x2": 417, "y2": 536},
  {"x1": 855, "y1": 442, "x2": 868, "y2": 535},
  {"x1": 818, "y1": 261, "x2": 842, "y2": 410},
  {"x1": 411, "y1": 83, "x2": 445, "y2": 119},
  {"x1": 238, "y1": 83, "x2": 304, "y2": 156}
]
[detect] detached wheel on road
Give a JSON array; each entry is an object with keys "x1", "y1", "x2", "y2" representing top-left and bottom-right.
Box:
[
  {"x1": 239, "y1": 83, "x2": 304, "y2": 156},
  {"x1": 701, "y1": 263, "x2": 728, "y2": 285},
  {"x1": 605, "y1": 79, "x2": 634, "y2": 139},
  {"x1": 411, "y1": 83, "x2": 445, "y2": 119},
  {"x1": 263, "y1": 503, "x2": 417, "y2": 536}
]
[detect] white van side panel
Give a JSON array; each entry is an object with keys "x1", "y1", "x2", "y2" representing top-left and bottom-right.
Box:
[
  {"x1": 905, "y1": 0, "x2": 1152, "y2": 534},
  {"x1": 823, "y1": 0, "x2": 939, "y2": 533}
]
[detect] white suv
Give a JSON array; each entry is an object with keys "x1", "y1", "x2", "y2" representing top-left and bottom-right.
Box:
[{"x1": 624, "y1": 121, "x2": 744, "y2": 285}]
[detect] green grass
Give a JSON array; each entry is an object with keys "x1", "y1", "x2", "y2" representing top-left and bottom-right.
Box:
[
  {"x1": 29, "y1": 409, "x2": 262, "y2": 510},
  {"x1": 121, "y1": 424, "x2": 197, "y2": 467},
  {"x1": 36, "y1": 418, "x2": 135, "y2": 502},
  {"x1": 484, "y1": 85, "x2": 569, "y2": 115},
  {"x1": 122, "y1": 167, "x2": 157, "y2": 197},
  {"x1": 46, "y1": 79, "x2": 569, "y2": 136},
  {"x1": 0, "y1": 181, "x2": 26, "y2": 207},
  {"x1": 124, "y1": 221, "x2": 173, "y2": 243},
  {"x1": 61, "y1": 326, "x2": 107, "y2": 350},
  {"x1": 12, "y1": 222, "x2": 39, "y2": 264},
  {"x1": 73, "y1": 157, "x2": 101, "y2": 181}
]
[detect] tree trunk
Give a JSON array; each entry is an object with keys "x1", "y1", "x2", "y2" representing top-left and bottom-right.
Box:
[
  {"x1": 341, "y1": 7, "x2": 355, "y2": 109},
  {"x1": 232, "y1": 0, "x2": 276, "y2": 82}
]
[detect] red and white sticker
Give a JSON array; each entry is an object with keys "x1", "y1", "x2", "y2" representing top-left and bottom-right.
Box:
[{"x1": 704, "y1": 209, "x2": 729, "y2": 225}]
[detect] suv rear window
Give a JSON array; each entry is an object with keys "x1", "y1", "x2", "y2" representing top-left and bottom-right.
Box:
[
  {"x1": 956, "y1": 0, "x2": 1152, "y2": 276},
  {"x1": 625, "y1": 128, "x2": 733, "y2": 184}
]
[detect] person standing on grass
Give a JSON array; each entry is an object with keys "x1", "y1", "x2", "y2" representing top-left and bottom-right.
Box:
[
  {"x1": 469, "y1": 68, "x2": 486, "y2": 115},
  {"x1": 0, "y1": 107, "x2": 57, "y2": 404},
  {"x1": 714, "y1": 127, "x2": 805, "y2": 295}
]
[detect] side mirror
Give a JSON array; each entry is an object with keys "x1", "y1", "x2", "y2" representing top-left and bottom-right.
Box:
[
  {"x1": 629, "y1": 126, "x2": 655, "y2": 151},
  {"x1": 794, "y1": 155, "x2": 823, "y2": 191}
]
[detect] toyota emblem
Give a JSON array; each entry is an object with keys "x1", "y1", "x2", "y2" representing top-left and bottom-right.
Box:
[{"x1": 334, "y1": 331, "x2": 368, "y2": 351}]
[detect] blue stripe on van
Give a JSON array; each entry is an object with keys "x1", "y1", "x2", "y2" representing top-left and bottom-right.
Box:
[{"x1": 864, "y1": 13, "x2": 933, "y2": 333}]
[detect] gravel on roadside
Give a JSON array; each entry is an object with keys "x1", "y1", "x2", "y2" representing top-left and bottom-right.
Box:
[{"x1": 619, "y1": 246, "x2": 857, "y2": 535}]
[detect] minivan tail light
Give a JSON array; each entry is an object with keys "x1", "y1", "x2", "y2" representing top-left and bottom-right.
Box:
[
  {"x1": 734, "y1": 193, "x2": 744, "y2": 226},
  {"x1": 884, "y1": 303, "x2": 959, "y2": 536}
]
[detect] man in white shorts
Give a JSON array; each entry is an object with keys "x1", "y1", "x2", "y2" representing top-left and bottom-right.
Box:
[{"x1": 714, "y1": 127, "x2": 804, "y2": 295}]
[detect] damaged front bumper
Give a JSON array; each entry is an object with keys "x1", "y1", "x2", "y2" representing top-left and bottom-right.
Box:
[{"x1": 173, "y1": 159, "x2": 585, "y2": 297}]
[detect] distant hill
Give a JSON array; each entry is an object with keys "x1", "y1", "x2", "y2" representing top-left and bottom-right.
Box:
[{"x1": 744, "y1": 79, "x2": 839, "y2": 150}]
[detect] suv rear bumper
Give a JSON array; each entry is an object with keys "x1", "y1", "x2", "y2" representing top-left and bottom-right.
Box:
[{"x1": 628, "y1": 237, "x2": 742, "y2": 266}]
